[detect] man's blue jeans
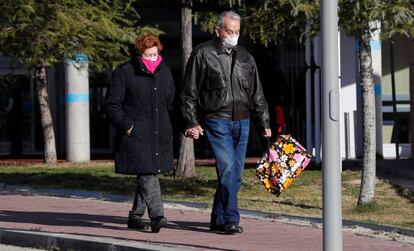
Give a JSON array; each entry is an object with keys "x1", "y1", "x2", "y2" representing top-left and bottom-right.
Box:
[{"x1": 204, "y1": 118, "x2": 250, "y2": 226}]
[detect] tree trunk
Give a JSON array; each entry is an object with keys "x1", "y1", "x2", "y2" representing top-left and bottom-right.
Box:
[
  {"x1": 176, "y1": 135, "x2": 196, "y2": 177},
  {"x1": 181, "y1": 0, "x2": 193, "y2": 78},
  {"x1": 176, "y1": 0, "x2": 196, "y2": 178},
  {"x1": 35, "y1": 63, "x2": 57, "y2": 164},
  {"x1": 357, "y1": 36, "x2": 376, "y2": 205}
]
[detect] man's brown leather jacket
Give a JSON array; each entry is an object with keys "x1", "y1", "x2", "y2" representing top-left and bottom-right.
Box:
[{"x1": 180, "y1": 38, "x2": 270, "y2": 130}]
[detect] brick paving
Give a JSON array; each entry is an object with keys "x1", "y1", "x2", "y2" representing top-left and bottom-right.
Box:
[{"x1": 0, "y1": 192, "x2": 413, "y2": 251}]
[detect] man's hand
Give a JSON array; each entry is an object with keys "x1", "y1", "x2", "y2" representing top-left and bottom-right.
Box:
[
  {"x1": 263, "y1": 128, "x2": 272, "y2": 138},
  {"x1": 125, "y1": 124, "x2": 134, "y2": 136},
  {"x1": 184, "y1": 125, "x2": 204, "y2": 140}
]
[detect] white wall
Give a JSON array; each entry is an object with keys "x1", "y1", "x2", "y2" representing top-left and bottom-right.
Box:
[
  {"x1": 337, "y1": 34, "x2": 412, "y2": 159},
  {"x1": 339, "y1": 33, "x2": 358, "y2": 159}
]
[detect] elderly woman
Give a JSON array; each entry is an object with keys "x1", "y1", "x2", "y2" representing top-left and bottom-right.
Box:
[{"x1": 105, "y1": 33, "x2": 175, "y2": 233}]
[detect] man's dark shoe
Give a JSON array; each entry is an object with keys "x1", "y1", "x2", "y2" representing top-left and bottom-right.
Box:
[
  {"x1": 127, "y1": 216, "x2": 149, "y2": 231},
  {"x1": 150, "y1": 216, "x2": 167, "y2": 233},
  {"x1": 209, "y1": 224, "x2": 225, "y2": 233},
  {"x1": 224, "y1": 222, "x2": 243, "y2": 234}
]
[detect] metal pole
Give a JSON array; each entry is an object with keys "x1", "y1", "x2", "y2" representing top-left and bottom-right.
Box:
[
  {"x1": 338, "y1": 31, "x2": 343, "y2": 172},
  {"x1": 355, "y1": 39, "x2": 363, "y2": 158},
  {"x1": 314, "y1": 37, "x2": 322, "y2": 165},
  {"x1": 321, "y1": 0, "x2": 343, "y2": 250},
  {"x1": 30, "y1": 78, "x2": 36, "y2": 152},
  {"x1": 390, "y1": 39, "x2": 400, "y2": 159},
  {"x1": 305, "y1": 24, "x2": 313, "y2": 151},
  {"x1": 345, "y1": 112, "x2": 350, "y2": 160}
]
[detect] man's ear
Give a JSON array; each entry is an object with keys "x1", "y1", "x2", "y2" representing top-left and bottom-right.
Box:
[{"x1": 215, "y1": 27, "x2": 220, "y2": 38}]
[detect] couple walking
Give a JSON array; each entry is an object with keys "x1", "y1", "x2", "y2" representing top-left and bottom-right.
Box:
[{"x1": 104, "y1": 11, "x2": 271, "y2": 234}]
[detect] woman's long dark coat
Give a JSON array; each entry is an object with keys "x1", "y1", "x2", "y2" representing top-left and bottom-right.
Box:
[{"x1": 105, "y1": 57, "x2": 175, "y2": 174}]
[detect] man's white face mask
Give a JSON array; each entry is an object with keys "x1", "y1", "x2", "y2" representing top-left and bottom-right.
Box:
[{"x1": 223, "y1": 35, "x2": 239, "y2": 49}]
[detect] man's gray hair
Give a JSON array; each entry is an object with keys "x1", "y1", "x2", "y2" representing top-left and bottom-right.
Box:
[{"x1": 217, "y1": 11, "x2": 241, "y2": 28}]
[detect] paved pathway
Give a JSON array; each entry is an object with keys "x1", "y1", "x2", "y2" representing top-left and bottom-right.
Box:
[{"x1": 0, "y1": 192, "x2": 413, "y2": 251}]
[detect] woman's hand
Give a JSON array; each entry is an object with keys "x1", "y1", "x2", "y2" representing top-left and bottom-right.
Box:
[{"x1": 184, "y1": 126, "x2": 204, "y2": 139}]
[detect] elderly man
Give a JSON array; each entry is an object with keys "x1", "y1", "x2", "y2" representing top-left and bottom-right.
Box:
[{"x1": 181, "y1": 11, "x2": 271, "y2": 234}]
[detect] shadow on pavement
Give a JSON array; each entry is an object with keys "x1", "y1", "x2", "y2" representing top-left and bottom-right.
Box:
[
  {"x1": 0, "y1": 210, "x2": 239, "y2": 251},
  {"x1": 166, "y1": 220, "x2": 211, "y2": 233},
  {"x1": 0, "y1": 210, "x2": 128, "y2": 231}
]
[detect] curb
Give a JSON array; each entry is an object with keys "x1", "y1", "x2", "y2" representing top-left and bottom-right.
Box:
[{"x1": 0, "y1": 228, "x2": 180, "y2": 251}]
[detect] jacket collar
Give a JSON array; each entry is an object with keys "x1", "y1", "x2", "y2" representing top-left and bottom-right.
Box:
[
  {"x1": 132, "y1": 55, "x2": 163, "y2": 75},
  {"x1": 212, "y1": 36, "x2": 238, "y2": 55}
]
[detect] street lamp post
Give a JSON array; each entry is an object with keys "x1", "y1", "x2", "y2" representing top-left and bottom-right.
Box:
[{"x1": 321, "y1": 1, "x2": 343, "y2": 250}]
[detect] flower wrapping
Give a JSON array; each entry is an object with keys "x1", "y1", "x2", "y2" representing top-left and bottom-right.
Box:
[{"x1": 256, "y1": 135, "x2": 312, "y2": 196}]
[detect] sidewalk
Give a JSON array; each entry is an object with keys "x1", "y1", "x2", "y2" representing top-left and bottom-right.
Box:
[
  {"x1": 0, "y1": 190, "x2": 413, "y2": 251},
  {"x1": 0, "y1": 158, "x2": 413, "y2": 250},
  {"x1": 376, "y1": 159, "x2": 414, "y2": 194}
]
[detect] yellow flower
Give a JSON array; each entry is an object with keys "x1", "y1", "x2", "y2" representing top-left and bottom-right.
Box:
[
  {"x1": 288, "y1": 159, "x2": 296, "y2": 167},
  {"x1": 263, "y1": 178, "x2": 271, "y2": 189},
  {"x1": 284, "y1": 178, "x2": 293, "y2": 188},
  {"x1": 282, "y1": 143, "x2": 295, "y2": 154}
]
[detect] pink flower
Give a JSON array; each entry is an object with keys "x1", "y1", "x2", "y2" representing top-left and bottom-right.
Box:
[
  {"x1": 293, "y1": 153, "x2": 311, "y2": 168},
  {"x1": 293, "y1": 153, "x2": 303, "y2": 162},
  {"x1": 268, "y1": 149, "x2": 278, "y2": 162},
  {"x1": 302, "y1": 157, "x2": 311, "y2": 168}
]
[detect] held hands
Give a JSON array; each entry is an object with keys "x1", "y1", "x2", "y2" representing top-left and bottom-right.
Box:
[
  {"x1": 263, "y1": 128, "x2": 272, "y2": 138},
  {"x1": 184, "y1": 125, "x2": 204, "y2": 140}
]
